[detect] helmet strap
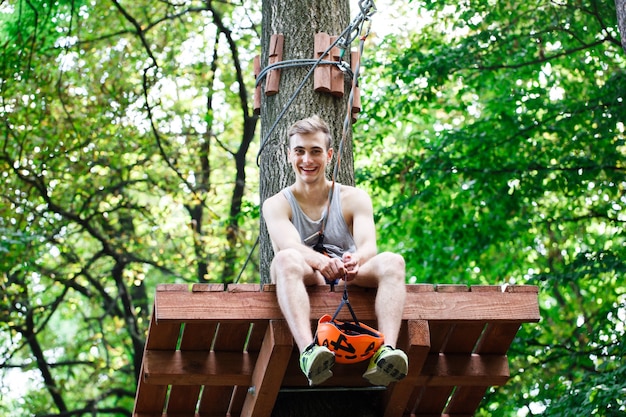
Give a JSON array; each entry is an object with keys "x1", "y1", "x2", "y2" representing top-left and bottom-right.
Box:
[{"x1": 331, "y1": 280, "x2": 360, "y2": 326}]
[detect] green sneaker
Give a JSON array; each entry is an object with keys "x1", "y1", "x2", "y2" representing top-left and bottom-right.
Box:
[
  {"x1": 362, "y1": 345, "x2": 408, "y2": 386},
  {"x1": 299, "y1": 343, "x2": 335, "y2": 386}
]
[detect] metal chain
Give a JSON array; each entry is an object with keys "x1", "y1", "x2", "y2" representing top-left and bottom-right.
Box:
[{"x1": 338, "y1": 0, "x2": 377, "y2": 51}]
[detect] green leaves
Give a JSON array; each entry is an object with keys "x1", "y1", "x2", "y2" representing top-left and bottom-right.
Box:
[
  {"x1": 1, "y1": 0, "x2": 261, "y2": 415},
  {"x1": 356, "y1": 0, "x2": 626, "y2": 414},
  {"x1": 1, "y1": 0, "x2": 624, "y2": 415}
]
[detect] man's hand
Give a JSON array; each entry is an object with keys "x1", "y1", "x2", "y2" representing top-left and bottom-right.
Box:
[
  {"x1": 342, "y1": 252, "x2": 360, "y2": 281},
  {"x1": 316, "y1": 255, "x2": 347, "y2": 282}
]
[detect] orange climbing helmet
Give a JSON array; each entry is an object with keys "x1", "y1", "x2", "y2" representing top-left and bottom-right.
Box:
[{"x1": 316, "y1": 314, "x2": 385, "y2": 364}]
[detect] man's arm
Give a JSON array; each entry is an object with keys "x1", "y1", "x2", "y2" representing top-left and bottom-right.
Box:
[
  {"x1": 342, "y1": 186, "x2": 378, "y2": 275},
  {"x1": 262, "y1": 193, "x2": 305, "y2": 252}
]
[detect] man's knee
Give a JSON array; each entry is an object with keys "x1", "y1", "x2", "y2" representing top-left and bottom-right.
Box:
[
  {"x1": 270, "y1": 249, "x2": 306, "y2": 283},
  {"x1": 356, "y1": 252, "x2": 405, "y2": 287},
  {"x1": 375, "y1": 252, "x2": 405, "y2": 276},
  {"x1": 378, "y1": 251, "x2": 405, "y2": 270}
]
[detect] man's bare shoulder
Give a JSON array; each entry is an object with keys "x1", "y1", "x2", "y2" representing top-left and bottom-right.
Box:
[
  {"x1": 264, "y1": 190, "x2": 285, "y2": 205},
  {"x1": 263, "y1": 190, "x2": 290, "y2": 217},
  {"x1": 338, "y1": 184, "x2": 371, "y2": 201}
]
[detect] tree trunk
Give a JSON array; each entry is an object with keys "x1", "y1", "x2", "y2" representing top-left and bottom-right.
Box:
[
  {"x1": 617, "y1": 0, "x2": 626, "y2": 53},
  {"x1": 259, "y1": 0, "x2": 354, "y2": 283},
  {"x1": 258, "y1": 3, "x2": 377, "y2": 415}
]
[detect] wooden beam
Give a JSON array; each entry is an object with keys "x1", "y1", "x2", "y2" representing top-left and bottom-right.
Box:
[
  {"x1": 241, "y1": 320, "x2": 293, "y2": 417},
  {"x1": 416, "y1": 353, "x2": 509, "y2": 386},
  {"x1": 143, "y1": 350, "x2": 509, "y2": 388},
  {"x1": 154, "y1": 286, "x2": 540, "y2": 323},
  {"x1": 143, "y1": 350, "x2": 255, "y2": 385},
  {"x1": 445, "y1": 385, "x2": 490, "y2": 415},
  {"x1": 264, "y1": 33, "x2": 283, "y2": 95},
  {"x1": 132, "y1": 313, "x2": 181, "y2": 417},
  {"x1": 164, "y1": 322, "x2": 215, "y2": 415},
  {"x1": 383, "y1": 320, "x2": 431, "y2": 417}
]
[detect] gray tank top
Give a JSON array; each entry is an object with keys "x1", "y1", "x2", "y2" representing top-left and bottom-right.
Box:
[{"x1": 282, "y1": 184, "x2": 357, "y2": 259}]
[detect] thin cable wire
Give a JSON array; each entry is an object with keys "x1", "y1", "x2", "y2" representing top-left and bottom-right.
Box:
[
  {"x1": 234, "y1": 235, "x2": 259, "y2": 284},
  {"x1": 255, "y1": 59, "x2": 353, "y2": 88}
]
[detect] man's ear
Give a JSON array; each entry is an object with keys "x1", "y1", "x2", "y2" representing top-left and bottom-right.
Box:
[{"x1": 327, "y1": 147, "x2": 334, "y2": 161}]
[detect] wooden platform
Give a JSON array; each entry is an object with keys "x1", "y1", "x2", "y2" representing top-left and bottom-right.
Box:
[{"x1": 133, "y1": 283, "x2": 539, "y2": 417}]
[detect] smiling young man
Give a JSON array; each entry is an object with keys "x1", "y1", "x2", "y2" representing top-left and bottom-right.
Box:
[{"x1": 262, "y1": 115, "x2": 408, "y2": 387}]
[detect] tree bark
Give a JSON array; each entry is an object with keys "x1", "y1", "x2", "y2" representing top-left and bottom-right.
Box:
[
  {"x1": 259, "y1": 0, "x2": 354, "y2": 283},
  {"x1": 617, "y1": 0, "x2": 626, "y2": 53}
]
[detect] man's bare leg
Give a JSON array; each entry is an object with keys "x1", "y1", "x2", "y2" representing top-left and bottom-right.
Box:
[
  {"x1": 270, "y1": 248, "x2": 319, "y2": 352},
  {"x1": 353, "y1": 251, "x2": 408, "y2": 386},
  {"x1": 353, "y1": 251, "x2": 407, "y2": 346},
  {"x1": 271, "y1": 248, "x2": 334, "y2": 385}
]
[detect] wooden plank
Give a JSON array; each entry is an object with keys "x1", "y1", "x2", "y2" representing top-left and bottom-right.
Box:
[
  {"x1": 406, "y1": 284, "x2": 436, "y2": 293},
  {"x1": 428, "y1": 322, "x2": 453, "y2": 352},
  {"x1": 475, "y1": 322, "x2": 522, "y2": 354},
  {"x1": 205, "y1": 317, "x2": 254, "y2": 416},
  {"x1": 435, "y1": 284, "x2": 469, "y2": 292},
  {"x1": 143, "y1": 350, "x2": 255, "y2": 385},
  {"x1": 416, "y1": 353, "x2": 509, "y2": 386},
  {"x1": 445, "y1": 386, "x2": 489, "y2": 415},
  {"x1": 416, "y1": 314, "x2": 476, "y2": 413},
  {"x1": 383, "y1": 320, "x2": 431, "y2": 417},
  {"x1": 165, "y1": 322, "x2": 216, "y2": 416},
  {"x1": 443, "y1": 319, "x2": 521, "y2": 415},
  {"x1": 154, "y1": 289, "x2": 540, "y2": 323},
  {"x1": 442, "y1": 323, "x2": 485, "y2": 353},
  {"x1": 227, "y1": 283, "x2": 262, "y2": 292},
  {"x1": 179, "y1": 323, "x2": 216, "y2": 350},
  {"x1": 146, "y1": 320, "x2": 183, "y2": 350},
  {"x1": 165, "y1": 386, "x2": 199, "y2": 416},
  {"x1": 192, "y1": 283, "x2": 226, "y2": 292},
  {"x1": 245, "y1": 320, "x2": 269, "y2": 353},
  {"x1": 313, "y1": 32, "x2": 332, "y2": 92},
  {"x1": 264, "y1": 33, "x2": 283, "y2": 96},
  {"x1": 241, "y1": 320, "x2": 293, "y2": 417},
  {"x1": 412, "y1": 386, "x2": 454, "y2": 415},
  {"x1": 228, "y1": 386, "x2": 248, "y2": 417},
  {"x1": 470, "y1": 285, "x2": 505, "y2": 293},
  {"x1": 213, "y1": 322, "x2": 251, "y2": 352},
  {"x1": 134, "y1": 369, "x2": 167, "y2": 416},
  {"x1": 198, "y1": 386, "x2": 234, "y2": 417},
  {"x1": 430, "y1": 315, "x2": 488, "y2": 416},
  {"x1": 277, "y1": 352, "x2": 510, "y2": 388},
  {"x1": 133, "y1": 310, "x2": 181, "y2": 417}
]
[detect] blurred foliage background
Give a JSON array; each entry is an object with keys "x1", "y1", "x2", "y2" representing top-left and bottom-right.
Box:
[{"x1": 1, "y1": 0, "x2": 624, "y2": 415}]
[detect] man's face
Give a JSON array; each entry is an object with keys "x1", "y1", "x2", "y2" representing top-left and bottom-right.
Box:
[{"x1": 288, "y1": 131, "x2": 333, "y2": 183}]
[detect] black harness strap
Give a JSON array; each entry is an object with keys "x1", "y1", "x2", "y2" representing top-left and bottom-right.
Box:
[
  {"x1": 331, "y1": 280, "x2": 359, "y2": 326},
  {"x1": 313, "y1": 230, "x2": 341, "y2": 291}
]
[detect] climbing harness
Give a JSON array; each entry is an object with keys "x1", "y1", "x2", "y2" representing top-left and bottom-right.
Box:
[{"x1": 316, "y1": 280, "x2": 384, "y2": 364}]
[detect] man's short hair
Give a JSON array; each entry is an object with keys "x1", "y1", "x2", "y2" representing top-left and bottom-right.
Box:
[{"x1": 287, "y1": 115, "x2": 332, "y2": 149}]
